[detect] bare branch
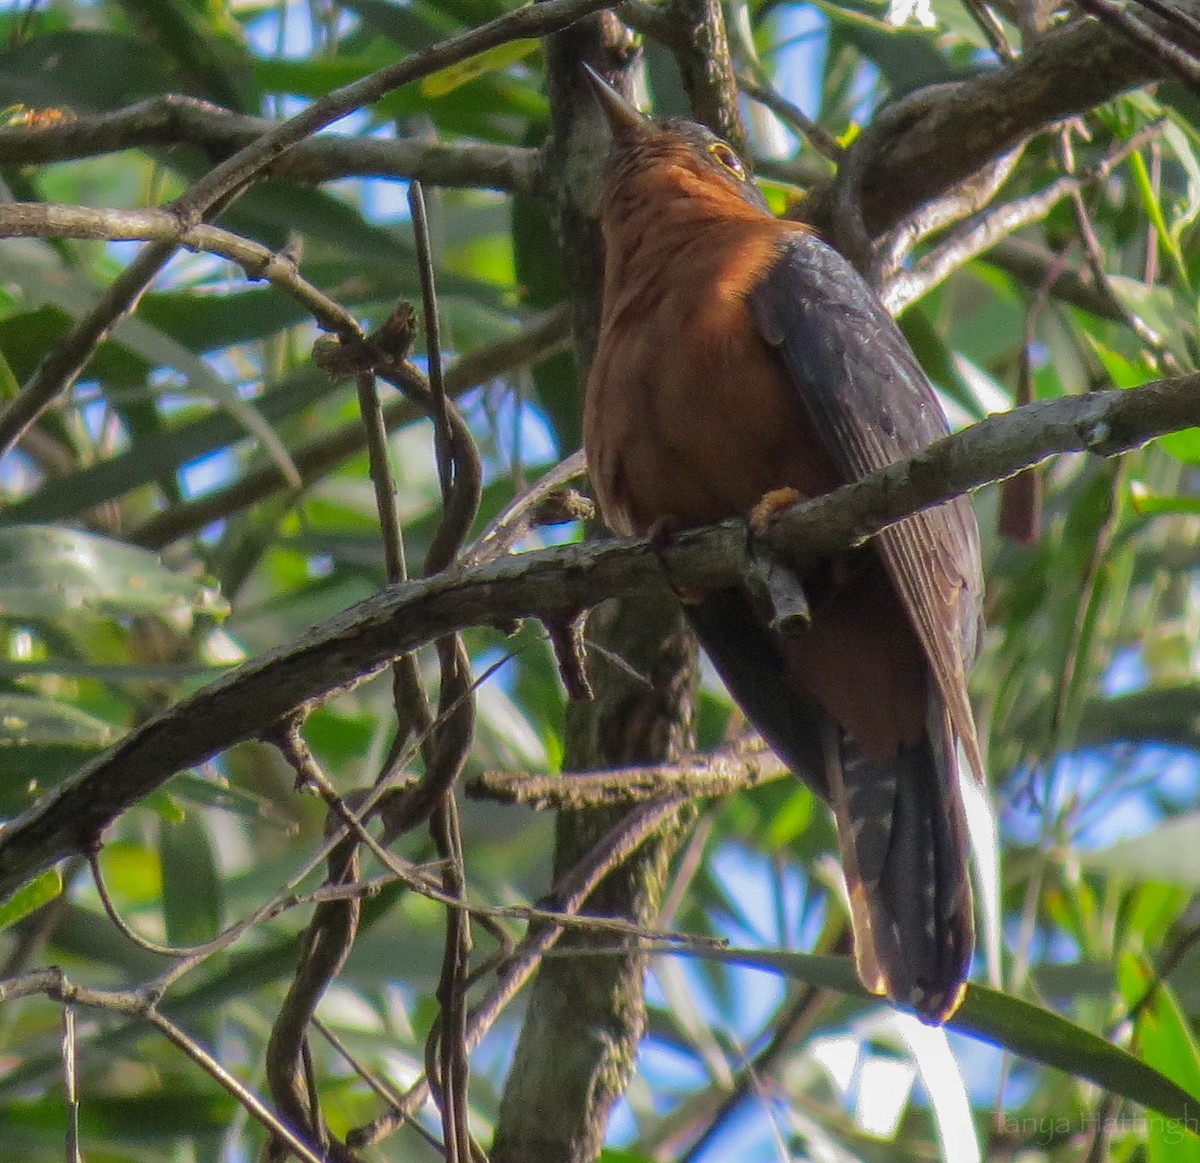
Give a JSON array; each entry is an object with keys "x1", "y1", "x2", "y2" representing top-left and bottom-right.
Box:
[
  {"x1": 0, "y1": 96, "x2": 537, "y2": 192},
  {"x1": 801, "y1": 16, "x2": 1162, "y2": 238},
  {"x1": 0, "y1": 968, "x2": 329, "y2": 1163},
  {"x1": 0, "y1": 0, "x2": 617, "y2": 464},
  {"x1": 1, "y1": 374, "x2": 1198, "y2": 903},
  {"x1": 1076, "y1": 0, "x2": 1200, "y2": 93},
  {"x1": 468, "y1": 743, "x2": 786, "y2": 809},
  {"x1": 881, "y1": 121, "x2": 1160, "y2": 314},
  {"x1": 0, "y1": 202, "x2": 359, "y2": 335}
]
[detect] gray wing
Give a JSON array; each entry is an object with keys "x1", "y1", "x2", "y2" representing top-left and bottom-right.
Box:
[{"x1": 748, "y1": 230, "x2": 985, "y2": 780}]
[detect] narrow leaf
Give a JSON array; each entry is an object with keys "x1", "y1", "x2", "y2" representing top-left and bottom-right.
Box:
[
  {"x1": 683, "y1": 948, "x2": 1200, "y2": 1126},
  {"x1": 0, "y1": 868, "x2": 62, "y2": 930}
]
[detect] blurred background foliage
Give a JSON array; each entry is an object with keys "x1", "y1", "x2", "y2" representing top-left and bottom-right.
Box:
[{"x1": 2, "y1": 0, "x2": 1200, "y2": 1160}]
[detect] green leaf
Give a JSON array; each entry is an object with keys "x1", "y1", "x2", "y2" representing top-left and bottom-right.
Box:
[
  {"x1": 421, "y1": 38, "x2": 539, "y2": 97},
  {"x1": 1119, "y1": 955, "x2": 1200, "y2": 1162},
  {"x1": 1128, "y1": 148, "x2": 1191, "y2": 291},
  {"x1": 0, "y1": 343, "x2": 18, "y2": 401},
  {"x1": 1128, "y1": 481, "x2": 1200, "y2": 515},
  {"x1": 95, "y1": 841, "x2": 162, "y2": 904},
  {"x1": 1080, "y1": 814, "x2": 1200, "y2": 886},
  {"x1": 0, "y1": 525, "x2": 225, "y2": 621},
  {"x1": 115, "y1": 0, "x2": 252, "y2": 113},
  {"x1": 1163, "y1": 119, "x2": 1200, "y2": 246},
  {"x1": 159, "y1": 771, "x2": 295, "y2": 824},
  {"x1": 0, "y1": 868, "x2": 61, "y2": 930},
  {"x1": 1156, "y1": 427, "x2": 1200, "y2": 466},
  {"x1": 2, "y1": 367, "x2": 338, "y2": 525},
  {"x1": 955, "y1": 984, "x2": 1199, "y2": 1126},
  {"x1": 0, "y1": 31, "x2": 175, "y2": 111},
  {"x1": 159, "y1": 813, "x2": 223, "y2": 947},
  {"x1": 5, "y1": 249, "x2": 302, "y2": 488},
  {"x1": 1106, "y1": 275, "x2": 1193, "y2": 367},
  {"x1": 1085, "y1": 335, "x2": 1157, "y2": 390},
  {"x1": 0, "y1": 693, "x2": 116, "y2": 811},
  {"x1": 0, "y1": 693, "x2": 114, "y2": 749},
  {"x1": 688, "y1": 948, "x2": 1200, "y2": 1126}
]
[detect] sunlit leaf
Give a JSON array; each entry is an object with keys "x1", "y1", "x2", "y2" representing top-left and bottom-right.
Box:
[
  {"x1": 688, "y1": 949, "x2": 1200, "y2": 1126},
  {"x1": 1119, "y1": 956, "x2": 1200, "y2": 1163},
  {"x1": 1156, "y1": 427, "x2": 1200, "y2": 466},
  {"x1": 1080, "y1": 814, "x2": 1200, "y2": 886},
  {"x1": 0, "y1": 868, "x2": 61, "y2": 931},
  {"x1": 421, "y1": 38, "x2": 538, "y2": 97},
  {"x1": 0, "y1": 525, "x2": 224, "y2": 621}
]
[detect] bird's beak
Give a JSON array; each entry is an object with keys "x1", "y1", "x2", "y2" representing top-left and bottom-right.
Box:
[{"x1": 582, "y1": 64, "x2": 649, "y2": 141}]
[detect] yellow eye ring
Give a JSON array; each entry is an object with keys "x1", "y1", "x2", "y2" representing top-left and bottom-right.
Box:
[{"x1": 707, "y1": 141, "x2": 746, "y2": 181}]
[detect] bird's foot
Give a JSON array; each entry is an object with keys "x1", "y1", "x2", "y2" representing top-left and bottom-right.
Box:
[
  {"x1": 646, "y1": 514, "x2": 683, "y2": 550},
  {"x1": 647, "y1": 515, "x2": 708, "y2": 604},
  {"x1": 746, "y1": 490, "x2": 812, "y2": 633},
  {"x1": 750, "y1": 487, "x2": 806, "y2": 536}
]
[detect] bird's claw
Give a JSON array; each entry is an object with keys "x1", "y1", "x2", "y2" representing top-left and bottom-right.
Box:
[{"x1": 749, "y1": 487, "x2": 806, "y2": 536}]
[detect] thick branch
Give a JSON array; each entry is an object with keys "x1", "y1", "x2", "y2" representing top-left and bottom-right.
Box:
[
  {"x1": 0, "y1": 374, "x2": 1197, "y2": 902},
  {"x1": 801, "y1": 16, "x2": 1161, "y2": 238}
]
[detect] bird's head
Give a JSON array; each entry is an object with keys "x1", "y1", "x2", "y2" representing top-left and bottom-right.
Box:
[{"x1": 582, "y1": 65, "x2": 770, "y2": 217}]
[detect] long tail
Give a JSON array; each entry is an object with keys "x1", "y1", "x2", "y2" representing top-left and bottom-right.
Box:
[
  {"x1": 686, "y1": 587, "x2": 972, "y2": 1023},
  {"x1": 830, "y1": 709, "x2": 972, "y2": 1023}
]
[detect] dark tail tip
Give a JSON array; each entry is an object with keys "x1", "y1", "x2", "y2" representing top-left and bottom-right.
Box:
[{"x1": 834, "y1": 731, "x2": 973, "y2": 1025}]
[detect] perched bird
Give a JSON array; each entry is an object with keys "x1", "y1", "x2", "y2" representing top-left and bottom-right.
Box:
[{"x1": 582, "y1": 68, "x2": 986, "y2": 1024}]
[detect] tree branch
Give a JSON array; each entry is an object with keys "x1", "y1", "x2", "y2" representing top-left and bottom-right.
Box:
[
  {"x1": 0, "y1": 373, "x2": 1197, "y2": 903},
  {"x1": 467, "y1": 742, "x2": 785, "y2": 809},
  {"x1": 0, "y1": 96, "x2": 538, "y2": 193},
  {"x1": 801, "y1": 16, "x2": 1163, "y2": 238},
  {"x1": 0, "y1": 202, "x2": 359, "y2": 334},
  {"x1": 0, "y1": 0, "x2": 617, "y2": 464}
]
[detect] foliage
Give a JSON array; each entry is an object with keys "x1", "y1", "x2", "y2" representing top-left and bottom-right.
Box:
[{"x1": 1, "y1": 0, "x2": 1200, "y2": 1160}]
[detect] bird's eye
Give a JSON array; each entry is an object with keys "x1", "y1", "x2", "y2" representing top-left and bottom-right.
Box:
[{"x1": 707, "y1": 141, "x2": 746, "y2": 180}]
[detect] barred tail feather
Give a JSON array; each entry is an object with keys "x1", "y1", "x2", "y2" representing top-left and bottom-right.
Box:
[
  {"x1": 831, "y1": 705, "x2": 973, "y2": 1023},
  {"x1": 686, "y1": 587, "x2": 973, "y2": 1024}
]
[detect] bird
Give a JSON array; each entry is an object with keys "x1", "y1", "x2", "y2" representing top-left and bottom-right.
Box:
[{"x1": 581, "y1": 67, "x2": 986, "y2": 1025}]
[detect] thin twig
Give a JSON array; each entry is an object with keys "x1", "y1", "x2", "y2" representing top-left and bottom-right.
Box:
[
  {"x1": 832, "y1": 84, "x2": 962, "y2": 279},
  {"x1": 0, "y1": 97, "x2": 537, "y2": 192},
  {"x1": 462, "y1": 448, "x2": 589, "y2": 566},
  {"x1": 735, "y1": 71, "x2": 843, "y2": 163},
  {"x1": 881, "y1": 120, "x2": 1166, "y2": 316},
  {"x1": 88, "y1": 844, "x2": 378, "y2": 973},
  {"x1": 874, "y1": 146, "x2": 1022, "y2": 283},
  {"x1": 409, "y1": 181, "x2": 455, "y2": 503},
  {"x1": 0, "y1": 203, "x2": 360, "y2": 335},
  {"x1": 431, "y1": 795, "x2": 473, "y2": 1163},
  {"x1": 960, "y1": 0, "x2": 1014, "y2": 58},
  {"x1": 0, "y1": 239, "x2": 175, "y2": 461},
  {"x1": 0, "y1": 968, "x2": 329, "y2": 1163},
  {"x1": 348, "y1": 794, "x2": 692, "y2": 1148}
]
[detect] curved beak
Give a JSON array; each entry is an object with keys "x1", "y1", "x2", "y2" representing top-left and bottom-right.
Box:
[{"x1": 582, "y1": 64, "x2": 649, "y2": 140}]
